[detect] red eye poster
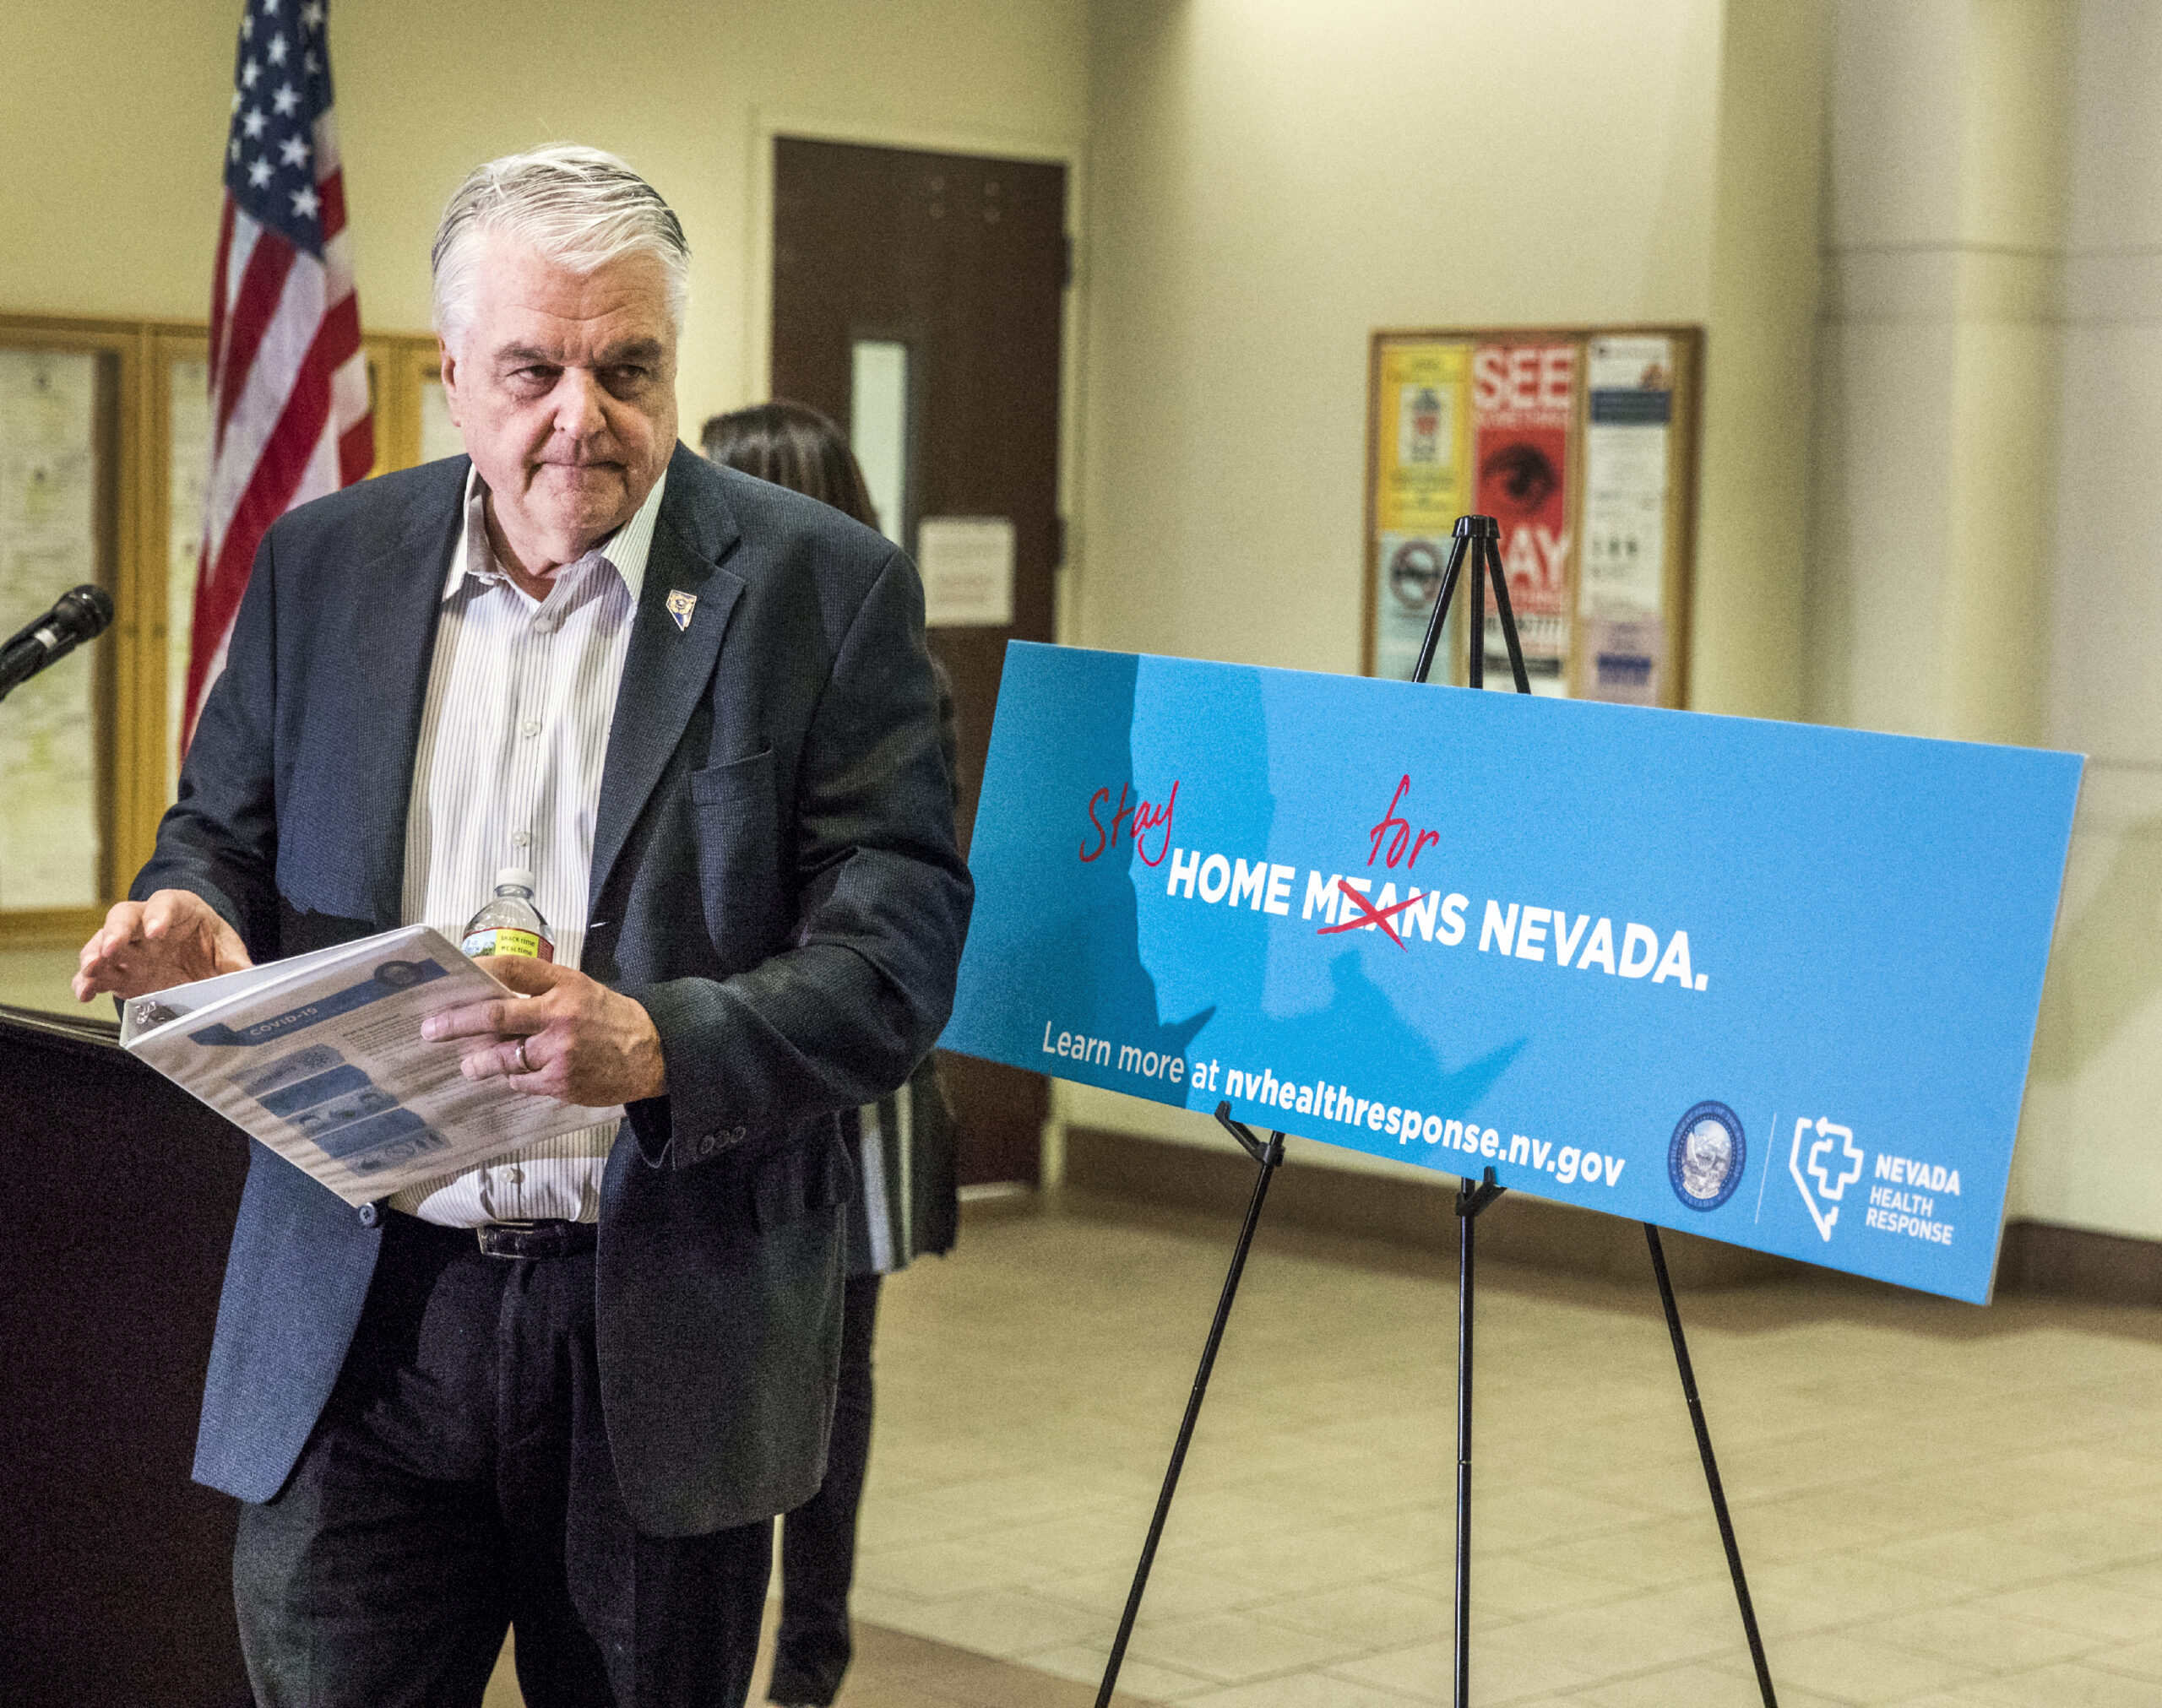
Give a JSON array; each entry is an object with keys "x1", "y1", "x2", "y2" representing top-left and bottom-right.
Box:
[{"x1": 1472, "y1": 341, "x2": 1575, "y2": 696}]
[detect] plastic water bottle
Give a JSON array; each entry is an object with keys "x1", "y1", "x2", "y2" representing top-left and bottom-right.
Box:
[{"x1": 460, "y1": 866, "x2": 555, "y2": 962}]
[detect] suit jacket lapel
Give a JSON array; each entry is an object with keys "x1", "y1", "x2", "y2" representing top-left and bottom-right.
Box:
[
  {"x1": 359, "y1": 461, "x2": 466, "y2": 927},
  {"x1": 589, "y1": 452, "x2": 744, "y2": 917}
]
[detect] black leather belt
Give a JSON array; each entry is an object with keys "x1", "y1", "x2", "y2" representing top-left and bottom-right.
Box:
[{"x1": 475, "y1": 1219, "x2": 597, "y2": 1261}]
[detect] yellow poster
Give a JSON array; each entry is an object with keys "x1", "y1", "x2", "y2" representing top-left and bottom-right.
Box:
[{"x1": 1373, "y1": 341, "x2": 1470, "y2": 534}]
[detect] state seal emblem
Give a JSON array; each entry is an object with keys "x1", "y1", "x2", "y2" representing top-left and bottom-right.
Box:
[{"x1": 1668, "y1": 1101, "x2": 1745, "y2": 1211}]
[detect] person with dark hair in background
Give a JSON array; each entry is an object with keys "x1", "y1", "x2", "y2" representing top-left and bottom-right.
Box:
[{"x1": 703, "y1": 401, "x2": 963, "y2": 1708}]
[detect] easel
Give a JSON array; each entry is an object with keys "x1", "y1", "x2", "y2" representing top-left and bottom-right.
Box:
[{"x1": 1095, "y1": 515, "x2": 1777, "y2": 1708}]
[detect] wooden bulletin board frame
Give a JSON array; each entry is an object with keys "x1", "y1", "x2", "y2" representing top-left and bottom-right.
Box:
[
  {"x1": 0, "y1": 311, "x2": 443, "y2": 946},
  {"x1": 1362, "y1": 324, "x2": 1703, "y2": 708}
]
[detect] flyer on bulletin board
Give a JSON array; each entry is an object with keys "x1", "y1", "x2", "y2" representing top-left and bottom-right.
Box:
[
  {"x1": 942, "y1": 643, "x2": 2083, "y2": 1305},
  {"x1": 1578, "y1": 334, "x2": 1675, "y2": 706},
  {"x1": 1472, "y1": 341, "x2": 1576, "y2": 697},
  {"x1": 1371, "y1": 342, "x2": 1469, "y2": 680}
]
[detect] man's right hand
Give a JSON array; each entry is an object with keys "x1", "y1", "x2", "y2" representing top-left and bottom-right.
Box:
[{"x1": 74, "y1": 890, "x2": 253, "y2": 1002}]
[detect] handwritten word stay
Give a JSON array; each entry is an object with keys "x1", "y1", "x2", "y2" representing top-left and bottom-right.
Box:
[{"x1": 1078, "y1": 779, "x2": 1179, "y2": 867}]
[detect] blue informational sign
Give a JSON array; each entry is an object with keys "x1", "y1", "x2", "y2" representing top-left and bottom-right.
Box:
[{"x1": 942, "y1": 644, "x2": 2083, "y2": 1304}]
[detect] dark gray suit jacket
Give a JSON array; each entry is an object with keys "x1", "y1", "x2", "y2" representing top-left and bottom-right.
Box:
[{"x1": 143, "y1": 444, "x2": 970, "y2": 1536}]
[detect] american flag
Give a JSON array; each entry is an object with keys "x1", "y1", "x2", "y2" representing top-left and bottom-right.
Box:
[{"x1": 187, "y1": 0, "x2": 372, "y2": 749}]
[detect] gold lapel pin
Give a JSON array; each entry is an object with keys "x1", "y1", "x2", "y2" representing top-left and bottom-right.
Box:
[{"x1": 666, "y1": 589, "x2": 698, "y2": 632}]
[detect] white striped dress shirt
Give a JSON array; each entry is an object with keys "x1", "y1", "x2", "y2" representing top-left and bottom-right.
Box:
[{"x1": 388, "y1": 464, "x2": 666, "y2": 1226}]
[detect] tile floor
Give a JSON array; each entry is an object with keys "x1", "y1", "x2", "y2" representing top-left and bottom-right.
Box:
[
  {"x1": 795, "y1": 1190, "x2": 2162, "y2": 1707},
  {"x1": 482, "y1": 1605, "x2": 1156, "y2": 1708}
]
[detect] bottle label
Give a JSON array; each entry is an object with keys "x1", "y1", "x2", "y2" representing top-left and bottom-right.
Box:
[{"x1": 462, "y1": 928, "x2": 554, "y2": 962}]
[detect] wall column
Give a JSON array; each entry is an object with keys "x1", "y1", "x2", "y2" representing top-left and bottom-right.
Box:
[
  {"x1": 1812, "y1": 0, "x2": 2073, "y2": 744},
  {"x1": 1689, "y1": 0, "x2": 1829, "y2": 720}
]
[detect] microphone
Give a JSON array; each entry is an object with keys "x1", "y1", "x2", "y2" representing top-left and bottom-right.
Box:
[{"x1": 0, "y1": 584, "x2": 117, "y2": 702}]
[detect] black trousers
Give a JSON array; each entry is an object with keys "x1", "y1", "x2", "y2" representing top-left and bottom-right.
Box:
[
  {"x1": 769, "y1": 1272, "x2": 880, "y2": 1707},
  {"x1": 234, "y1": 1212, "x2": 772, "y2": 1708}
]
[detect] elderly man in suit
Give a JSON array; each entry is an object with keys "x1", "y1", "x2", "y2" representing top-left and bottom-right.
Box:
[{"x1": 75, "y1": 145, "x2": 970, "y2": 1708}]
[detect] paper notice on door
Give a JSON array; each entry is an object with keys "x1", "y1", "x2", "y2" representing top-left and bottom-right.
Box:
[{"x1": 918, "y1": 515, "x2": 1015, "y2": 627}]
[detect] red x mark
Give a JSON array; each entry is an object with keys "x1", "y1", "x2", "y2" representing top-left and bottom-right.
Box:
[{"x1": 1316, "y1": 878, "x2": 1420, "y2": 950}]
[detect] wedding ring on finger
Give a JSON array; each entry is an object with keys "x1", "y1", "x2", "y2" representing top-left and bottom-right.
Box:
[{"x1": 514, "y1": 1038, "x2": 533, "y2": 1075}]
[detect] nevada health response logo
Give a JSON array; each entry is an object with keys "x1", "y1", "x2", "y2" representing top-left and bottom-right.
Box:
[
  {"x1": 1789, "y1": 1114, "x2": 1865, "y2": 1241},
  {"x1": 1667, "y1": 1102, "x2": 1745, "y2": 1211}
]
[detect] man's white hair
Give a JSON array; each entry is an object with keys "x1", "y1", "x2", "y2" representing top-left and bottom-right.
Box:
[{"x1": 431, "y1": 144, "x2": 690, "y2": 350}]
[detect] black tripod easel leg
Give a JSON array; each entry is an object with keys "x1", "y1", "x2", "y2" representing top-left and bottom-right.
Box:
[
  {"x1": 1406, "y1": 518, "x2": 1532, "y2": 1708},
  {"x1": 1095, "y1": 1103, "x2": 1285, "y2": 1708},
  {"x1": 1453, "y1": 1166, "x2": 1506, "y2": 1708},
  {"x1": 1644, "y1": 1225, "x2": 1778, "y2": 1707},
  {"x1": 1406, "y1": 516, "x2": 1774, "y2": 1703}
]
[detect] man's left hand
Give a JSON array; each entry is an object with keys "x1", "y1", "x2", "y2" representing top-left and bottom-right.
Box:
[{"x1": 422, "y1": 957, "x2": 667, "y2": 1107}]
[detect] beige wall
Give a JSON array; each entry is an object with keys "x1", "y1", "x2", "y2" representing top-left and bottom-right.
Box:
[
  {"x1": 1072, "y1": 0, "x2": 1823, "y2": 709},
  {"x1": 0, "y1": 0, "x2": 232, "y2": 325},
  {"x1": 0, "y1": 0, "x2": 1090, "y2": 432},
  {"x1": 1076, "y1": 0, "x2": 1729, "y2": 676},
  {"x1": 1062, "y1": 0, "x2": 1829, "y2": 1153}
]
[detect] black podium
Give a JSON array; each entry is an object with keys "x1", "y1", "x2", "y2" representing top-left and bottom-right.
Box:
[{"x1": 0, "y1": 1003, "x2": 252, "y2": 1705}]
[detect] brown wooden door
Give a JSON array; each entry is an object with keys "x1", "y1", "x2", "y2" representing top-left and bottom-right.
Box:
[{"x1": 771, "y1": 136, "x2": 1065, "y2": 1185}]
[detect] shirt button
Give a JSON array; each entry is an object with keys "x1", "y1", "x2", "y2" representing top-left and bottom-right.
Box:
[
  {"x1": 522, "y1": 719, "x2": 541, "y2": 739},
  {"x1": 513, "y1": 830, "x2": 531, "y2": 848},
  {"x1": 507, "y1": 1166, "x2": 524, "y2": 1185}
]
